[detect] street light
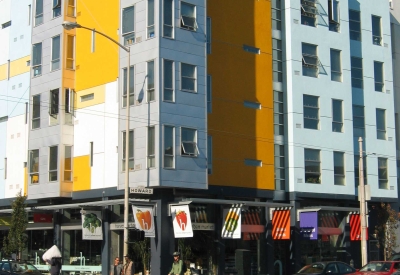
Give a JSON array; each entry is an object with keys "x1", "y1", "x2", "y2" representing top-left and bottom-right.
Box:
[{"x1": 62, "y1": 21, "x2": 131, "y2": 261}]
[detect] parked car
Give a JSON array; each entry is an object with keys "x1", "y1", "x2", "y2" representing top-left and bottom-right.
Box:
[
  {"x1": 0, "y1": 261, "x2": 42, "y2": 275},
  {"x1": 354, "y1": 261, "x2": 400, "y2": 275},
  {"x1": 295, "y1": 261, "x2": 357, "y2": 275}
]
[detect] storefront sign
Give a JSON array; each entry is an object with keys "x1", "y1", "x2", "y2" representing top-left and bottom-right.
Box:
[
  {"x1": 192, "y1": 223, "x2": 215, "y2": 231},
  {"x1": 35, "y1": 265, "x2": 102, "y2": 272},
  {"x1": 222, "y1": 206, "x2": 241, "y2": 239},
  {"x1": 130, "y1": 187, "x2": 153, "y2": 194},
  {"x1": 132, "y1": 205, "x2": 155, "y2": 237},
  {"x1": 299, "y1": 212, "x2": 317, "y2": 240},
  {"x1": 171, "y1": 204, "x2": 193, "y2": 238},
  {"x1": 82, "y1": 211, "x2": 103, "y2": 240},
  {"x1": 33, "y1": 213, "x2": 53, "y2": 223},
  {"x1": 242, "y1": 210, "x2": 263, "y2": 241},
  {"x1": 272, "y1": 210, "x2": 291, "y2": 240},
  {"x1": 110, "y1": 222, "x2": 136, "y2": 230},
  {"x1": 350, "y1": 214, "x2": 368, "y2": 241}
]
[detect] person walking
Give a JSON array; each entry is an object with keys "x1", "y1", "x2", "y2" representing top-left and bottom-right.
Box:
[
  {"x1": 49, "y1": 257, "x2": 62, "y2": 275},
  {"x1": 110, "y1": 257, "x2": 123, "y2": 275},
  {"x1": 123, "y1": 254, "x2": 135, "y2": 275},
  {"x1": 168, "y1": 252, "x2": 184, "y2": 275}
]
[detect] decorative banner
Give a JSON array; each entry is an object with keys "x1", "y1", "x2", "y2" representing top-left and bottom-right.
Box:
[
  {"x1": 82, "y1": 211, "x2": 103, "y2": 240},
  {"x1": 132, "y1": 205, "x2": 155, "y2": 237},
  {"x1": 299, "y1": 212, "x2": 318, "y2": 240},
  {"x1": 350, "y1": 214, "x2": 368, "y2": 241},
  {"x1": 221, "y1": 206, "x2": 241, "y2": 239},
  {"x1": 242, "y1": 210, "x2": 264, "y2": 241},
  {"x1": 272, "y1": 210, "x2": 291, "y2": 240},
  {"x1": 171, "y1": 205, "x2": 193, "y2": 238},
  {"x1": 34, "y1": 213, "x2": 53, "y2": 223}
]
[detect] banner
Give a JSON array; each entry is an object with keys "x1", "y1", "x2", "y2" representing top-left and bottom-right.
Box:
[
  {"x1": 272, "y1": 210, "x2": 291, "y2": 240},
  {"x1": 171, "y1": 205, "x2": 193, "y2": 238},
  {"x1": 82, "y1": 211, "x2": 103, "y2": 240},
  {"x1": 132, "y1": 205, "x2": 155, "y2": 237},
  {"x1": 299, "y1": 212, "x2": 317, "y2": 240},
  {"x1": 222, "y1": 206, "x2": 241, "y2": 239},
  {"x1": 350, "y1": 214, "x2": 368, "y2": 241},
  {"x1": 34, "y1": 213, "x2": 53, "y2": 223}
]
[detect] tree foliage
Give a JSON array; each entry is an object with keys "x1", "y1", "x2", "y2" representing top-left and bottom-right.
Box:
[
  {"x1": 2, "y1": 190, "x2": 28, "y2": 258},
  {"x1": 374, "y1": 202, "x2": 400, "y2": 260},
  {"x1": 132, "y1": 238, "x2": 150, "y2": 272}
]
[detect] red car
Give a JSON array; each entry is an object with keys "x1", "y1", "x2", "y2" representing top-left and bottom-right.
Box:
[{"x1": 355, "y1": 261, "x2": 400, "y2": 275}]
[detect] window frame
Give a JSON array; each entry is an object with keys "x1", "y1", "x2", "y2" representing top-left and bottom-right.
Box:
[
  {"x1": 64, "y1": 145, "x2": 73, "y2": 181},
  {"x1": 49, "y1": 89, "x2": 60, "y2": 118},
  {"x1": 49, "y1": 146, "x2": 58, "y2": 182},
  {"x1": 181, "y1": 127, "x2": 199, "y2": 157},
  {"x1": 353, "y1": 105, "x2": 365, "y2": 138},
  {"x1": 332, "y1": 99, "x2": 343, "y2": 133},
  {"x1": 51, "y1": 35, "x2": 61, "y2": 71},
  {"x1": 374, "y1": 61, "x2": 384, "y2": 92},
  {"x1": 378, "y1": 158, "x2": 388, "y2": 189},
  {"x1": 180, "y1": 2, "x2": 198, "y2": 31},
  {"x1": 122, "y1": 65, "x2": 135, "y2": 107},
  {"x1": 147, "y1": 0, "x2": 155, "y2": 38},
  {"x1": 272, "y1": 0, "x2": 282, "y2": 31},
  {"x1": 376, "y1": 108, "x2": 386, "y2": 140},
  {"x1": 32, "y1": 94, "x2": 41, "y2": 129},
  {"x1": 66, "y1": 35, "x2": 75, "y2": 70},
  {"x1": 181, "y1": 63, "x2": 197, "y2": 92},
  {"x1": 207, "y1": 75, "x2": 212, "y2": 112},
  {"x1": 163, "y1": 59, "x2": 174, "y2": 102},
  {"x1": 32, "y1": 42, "x2": 42, "y2": 77},
  {"x1": 372, "y1": 15, "x2": 382, "y2": 46},
  {"x1": 301, "y1": 0, "x2": 318, "y2": 27},
  {"x1": 34, "y1": 0, "x2": 43, "y2": 26},
  {"x1": 304, "y1": 148, "x2": 321, "y2": 184},
  {"x1": 328, "y1": 0, "x2": 340, "y2": 32},
  {"x1": 273, "y1": 39, "x2": 283, "y2": 82},
  {"x1": 206, "y1": 17, "x2": 211, "y2": 53},
  {"x1": 330, "y1": 49, "x2": 342, "y2": 82},
  {"x1": 163, "y1": 125, "x2": 175, "y2": 169},
  {"x1": 303, "y1": 94, "x2": 319, "y2": 130},
  {"x1": 333, "y1": 151, "x2": 345, "y2": 185},
  {"x1": 147, "y1": 60, "x2": 155, "y2": 102},
  {"x1": 274, "y1": 144, "x2": 285, "y2": 190},
  {"x1": 29, "y1": 150, "x2": 39, "y2": 184},
  {"x1": 122, "y1": 130, "x2": 134, "y2": 171},
  {"x1": 65, "y1": 88, "x2": 76, "y2": 116},
  {"x1": 163, "y1": 0, "x2": 174, "y2": 38},
  {"x1": 351, "y1": 56, "x2": 363, "y2": 88},
  {"x1": 53, "y1": 0, "x2": 62, "y2": 18},
  {"x1": 122, "y1": 6, "x2": 135, "y2": 46},
  {"x1": 147, "y1": 126, "x2": 155, "y2": 168},
  {"x1": 302, "y1": 43, "x2": 319, "y2": 77},
  {"x1": 349, "y1": 9, "x2": 361, "y2": 41},
  {"x1": 274, "y1": 90, "x2": 284, "y2": 135},
  {"x1": 67, "y1": 0, "x2": 76, "y2": 17},
  {"x1": 207, "y1": 135, "x2": 212, "y2": 174}
]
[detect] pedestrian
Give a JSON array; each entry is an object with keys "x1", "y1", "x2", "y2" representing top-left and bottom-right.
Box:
[
  {"x1": 110, "y1": 257, "x2": 123, "y2": 275},
  {"x1": 49, "y1": 257, "x2": 62, "y2": 275},
  {"x1": 168, "y1": 252, "x2": 184, "y2": 275},
  {"x1": 123, "y1": 254, "x2": 135, "y2": 275}
]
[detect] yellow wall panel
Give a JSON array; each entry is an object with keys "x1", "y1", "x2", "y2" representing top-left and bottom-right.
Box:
[
  {"x1": 208, "y1": 0, "x2": 274, "y2": 190},
  {"x1": 0, "y1": 63, "x2": 7, "y2": 81},
  {"x1": 73, "y1": 155, "x2": 91, "y2": 191},
  {"x1": 75, "y1": 84, "x2": 105, "y2": 109},
  {"x1": 10, "y1": 56, "x2": 30, "y2": 77},
  {"x1": 24, "y1": 167, "x2": 28, "y2": 197},
  {"x1": 75, "y1": 0, "x2": 119, "y2": 92}
]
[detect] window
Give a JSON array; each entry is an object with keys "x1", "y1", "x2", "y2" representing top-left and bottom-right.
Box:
[
  {"x1": 67, "y1": 0, "x2": 75, "y2": 17},
  {"x1": 4, "y1": 158, "x2": 7, "y2": 179},
  {"x1": 64, "y1": 146, "x2": 72, "y2": 181},
  {"x1": 34, "y1": 0, "x2": 43, "y2": 26},
  {"x1": 378, "y1": 158, "x2": 388, "y2": 189},
  {"x1": 51, "y1": 35, "x2": 61, "y2": 71},
  {"x1": 147, "y1": 0, "x2": 155, "y2": 38},
  {"x1": 330, "y1": 49, "x2": 341, "y2": 81},
  {"x1": 272, "y1": 0, "x2": 282, "y2": 30},
  {"x1": 29, "y1": 150, "x2": 39, "y2": 183},
  {"x1": 372, "y1": 15, "x2": 382, "y2": 46},
  {"x1": 304, "y1": 148, "x2": 320, "y2": 183},
  {"x1": 274, "y1": 90, "x2": 284, "y2": 135},
  {"x1": 90, "y1": 142, "x2": 93, "y2": 167},
  {"x1": 376, "y1": 108, "x2": 386, "y2": 140},
  {"x1": 181, "y1": 2, "x2": 197, "y2": 31},
  {"x1": 243, "y1": 45, "x2": 260, "y2": 54},
  {"x1": 122, "y1": 66, "x2": 134, "y2": 107},
  {"x1": 274, "y1": 144, "x2": 285, "y2": 190},
  {"x1": 181, "y1": 128, "x2": 198, "y2": 156},
  {"x1": 374, "y1": 61, "x2": 384, "y2": 92},
  {"x1": 122, "y1": 131, "x2": 134, "y2": 171},
  {"x1": 147, "y1": 61, "x2": 155, "y2": 102},
  {"x1": 81, "y1": 93, "x2": 94, "y2": 102},
  {"x1": 163, "y1": 0, "x2": 173, "y2": 37},
  {"x1": 32, "y1": 95, "x2": 40, "y2": 129},
  {"x1": 66, "y1": 35, "x2": 75, "y2": 69},
  {"x1": 122, "y1": 6, "x2": 135, "y2": 45},
  {"x1": 49, "y1": 146, "x2": 58, "y2": 181},
  {"x1": 303, "y1": 95, "x2": 319, "y2": 130},
  {"x1": 207, "y1": 75, "x2": 212, "y2": 112},
  {"x1": 53, "y1": 0, "x2": 61, "y2": 18},
  {"x1": 2, "y1": 21, "x2": 11, "y2": 29},
  {"x1": 353, "y1": 105, "x2": 365, "y2": 138},
  {"x1": 148, "y1": 126, "x2": 155, "y2": 168},
  {"x1": 163, "y1": 60, "x2": 174, "y2": 101},
  {"x1": 301, "y1": 0, "x2": 318, "y2": 27},
  {"x1": 328, "y1": 0, "x2": 340, "y2": 32},
  {"x1": 349, "y1": 10, "x2": 361, "y2": 41},
  {"x1": 206, "y1": 17, "x2": 211, "y2": 53},
  {"x1": 334, "y1": 151, "x2": 345, "y2": 185},
  {"x1": 32, "y1": 43, "x2": 42, "y2": 76},
  {"x1": 273, "y1": 39, "x2": 283, "y2": 82},
  {"x1": 49, "y1": 89, "x2": 59, "y2": 117},
  {"x1": 332, "y1": 99, "x2": 343, "y2": 132},
  {"x1": 351, "y1": 57, "x2": 363, "y2": 88},
  {"x1": 207, "y1": 135, "x2": 212, "y2": 174},
  {"x1": 181, "y1": 63, "x2": 196, "y2": 92},
  {"x1": 164, "y1": 126, "x2": 174, "y2": 168},
  {"x1": 355, "y1": 155, "x2": 367, "y2": 186},
  {"x1": 302, "y1": 43, "x2": 319, "y2": 77},
  {"x1": 65, "y1": 88, "x2": 76, "y2": 115}
]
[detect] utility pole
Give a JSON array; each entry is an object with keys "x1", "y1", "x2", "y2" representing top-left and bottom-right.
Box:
[{"x1": 359, "y1": 137, "x2": 367, "y2": 266}]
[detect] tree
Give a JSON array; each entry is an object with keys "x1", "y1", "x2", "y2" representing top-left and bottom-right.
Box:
[
  {"x1": 132, "y1": 238, "x2": 150, "y2": 273},
  {"x1": 374, "y1": 202, "x2": 400, "y2": 260},
  {"x1": 2, "y1": 190, "x2": 28, "y2": 259}
]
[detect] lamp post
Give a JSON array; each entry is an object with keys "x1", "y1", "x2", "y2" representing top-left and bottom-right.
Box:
[
  {"x1": 358, "y1": 137, "x2": 367, "y2": 266},
  {"x1": 62, "y1": 21, "x2": 131, "y2": 260}
]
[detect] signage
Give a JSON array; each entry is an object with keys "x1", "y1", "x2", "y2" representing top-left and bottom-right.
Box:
[
  {"x1": 171, "y1": 204, "x2": 193, "y2": 238},
  {"x1": 82, "y1": 211, "x2": 103, "y2": 240},
  {"x1": 110, "y1": 222, "x2": 136, "y2": 230},
  {"x1": 132, "y1": 205, "x2": 155, "y2": 237},
  {"x1": 272, "y1": 210, "x2": 291, "y2": 240},
  {"x1": 130, "y1": 187, "x2": 153, "y2": 194},
  {"x1": 35, "y1": 265, "x2": 102, "y2": 272},
  {"x1": 222, "y1": 206, "x2": 241, "y2": 239},
  {"x1": 192, "y1": 223, "x2": 215, "y2": 231},
  {"x1": 242, "y1": 210, "x2": 264, "y2": 241},
  {"x1": 299, "y1": 212, "x2": 318, "y2": 240},
  {"x1": 350, "y1": 214, "x2": 368, "y2": 241},
  {"x1": 34, "y1": 213, "x2": 53, "y2": 223}
]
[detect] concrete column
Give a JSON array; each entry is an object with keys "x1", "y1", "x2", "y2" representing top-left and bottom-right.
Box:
[
  {"x1": 53, "y1": 211, "x2": 62, "y2": 247},
  {"x1": 102, "y1": 207, "x2": 110, "y2": 275},
  {"x1": 288, "y1": 201, "x2": 301, "y2": 275},
  {"x1": 264, "y1": 207, "x2": 274, "y2": 275}
]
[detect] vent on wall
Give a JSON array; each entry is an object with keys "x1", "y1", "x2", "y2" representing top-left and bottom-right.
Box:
[
  {"x1": 244, "y1": 159, "x2": 262, "y2": 167},
  {"x1": 136, "y1": 36, "x2": 142, "y2": 43},
  {"x1": 243, "y1": 44, "x2": 260, "y2": 54}
]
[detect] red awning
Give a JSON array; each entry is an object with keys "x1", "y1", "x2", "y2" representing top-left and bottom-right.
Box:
[{"x1": 318, "y1": 227, "x2": 342, "y2": 235}]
